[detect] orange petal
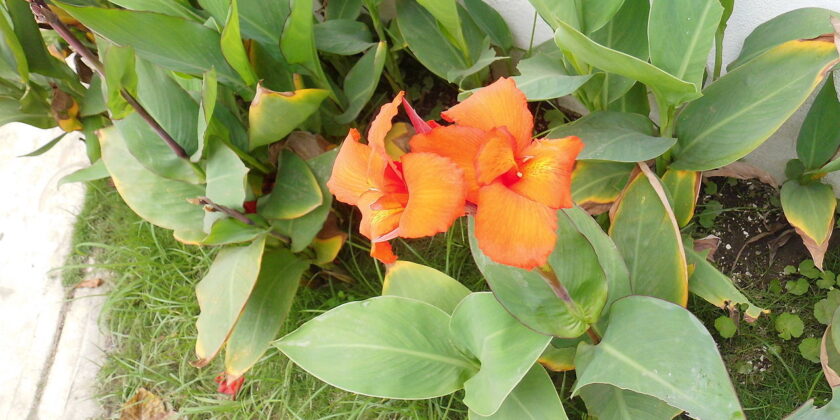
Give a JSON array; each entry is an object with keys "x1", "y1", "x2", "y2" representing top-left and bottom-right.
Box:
[
  {"x1": 326, "y1": 129, "x2": 368, "y2": 205},
  {"x1": 510, "y1": 136, "x2": 583, "y2": 209},
  {"x1": 409, "y1": 125, "x2": 485, "y2": 202},
  {"x1": 357, "y1": 192, "x2": 402, "y2": 240},
  {"x1": 368, "y1": 92, "x2": 405, "y2": 160},
  {"x1": 398, "y1": 152, "x2": 467, "y2": 238},
  {"x1": 475, "y1": 128, "x2": 517, "y2": 186},
  {"x1": 401, "y1": 96, "x2": 432, "y2": 134},
  {"x1": 441, "y1": 78, "x2": 533, "y2": 152},
  {"x1": 371, "y1": 241, "x2": 398, "y2": 264},
  {"x1": 475, "y1": 183, "x2": 557, "y2": 269}
]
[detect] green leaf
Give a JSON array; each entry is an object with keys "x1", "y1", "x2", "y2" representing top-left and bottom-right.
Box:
[
  {"x1": 787, "y1": 388, "x2": 840, "y2": 419},
  {"x1": 537, "y1": 345, "x2": 576, "y2": 372},
  {"x1": 101, "y1": 43, "x2": 136, "y2": 119},
  {"x1": 276, "y1": 296, "x2": 478, "y2": 399},
  {"x1": 832, "y1": 307, "x2": 840, "y2": 350},
  {"x1": 450, "y1": 293, "x2": 552, "y2": 416},
  {"x1": 818, "y1": 271, "x2": 837, "y2": 290},
  {"x1": 589, "y1": 0, "x2": 650, "y2": 106},
  {"x1": 528, "y1": 0, "x2": 623, "y2": 34},
  {"x1": 782, "y1": 180, "x2": 836, "y2": 259},
  {"x1": 18, "y1": 132, "x2": 67, "y2": 157},
  {"x1": 57, "y1": 159, "x2": 110, "y2": 187},
  {"x1": 205, "y1": 137, "x2": 248, "y2": 209},
  {"x1": 786, "y1": 278, "x2": 810, "y2": 296},
  {"x1": 271, "y1": 149, "x2": 336, "y2": 252},
  {"x1": 468, "y1": 210, "x2": 608, "y2": 338},
  {"x1": 549, "y1": 111, "x2": 675, "y2": 162},
  {"x1": 684, "y1": 244, "x2": 768, "y2": 322},
  {"x1": 416, "y1": 0, "x2": 466, "y2": 52},
  {"x1": 396, "y1": 0, "x2": 467, "y2": 83},
  {"x1": 469, "y1": 364, "x2": 567, "y2": 420},
  {"x1": 715, "y1": 316, "x2": 737, "y2": 338},
  {"x1": 728, "y1": 8, "x2": 840, "y2": 70},
  {"x1": 0, "y1": 9, "x2": 28, "y2": 83},
  {"x1": 327, "y1": 0, "x2": 363, "y2": 20},
  {"x1": 462, "y1": 0, "x2": 513, "y2": 51},
  {"x1": 202, "y1": 217, "x2": 268, "y2": 245},
  {"x1": 607, "y1": 82, "x2": 651, "y2": 115},
  {"x1": 115, "y1": 112, "x2": 202, "y2": 184},
  {"x1": 248, "y1": 85, "x2": 329, "y2": 150},
  {"x1": 800, "y1": 259, "x2": 822, "y2": 279},
  {"x1": 336, "y1": 42, "x2": 387, "y2": 124},
  {"x1": 662, "y1": 169, "x2": 701, "y2": 227},
  {"x1": 281, "y1": 0, "x2": 333, "y2": 96},
  {"x1": 237, "y1": 0, "x2": 290, "y2": 45},
  {"x1": 99, "y1": 125, "x2": 205, "y2": 240},
  {"x1": 527, "y1": 0, "x2": 578, "y2": 30},
  {"x1": 785, "y1": 265, "x2": 798, "y2": 275},
  {"x1": 134, "y1": 58, "x2": 199, "y2": 155},
  {"x1": 259, "y1": 150, "x2": 323, "y2": 219},
  {"x1": 671, "y1": 39, "x2": 840, "y2": 171},
  {"x1": 553, "y1": 20, "x2": 699, "y2": 106},
  {"x1": 314, "y1": 19, "x2": 374, "y2": 55},
  {"x1": 571, "y1": 161, "x2": 634, "y2": 207},
  {"x1": 579, "y1": 384, "x2": 682, "y2": 420},
  {"x1": 512, "y1": 45, "x2": 593, "y2": 101},
  {"x1": 573, "y1": 296, "x2": 745, "y2": 419},
  {"x1": 609, "y1": 167, "x2": 689, "y2": 305},
  {"x1": 0, "y1": 95, "x2": 53, "y2": 128},
  {"x1": 381, "y1": 261, "x2": 470, "y2": 314},
  {"x1": 194, "y1": 237, "x2": 266, "y2": 364},
  {"x1": 814, "y1": 289, "x2": 840, "y2": 325},
  {"x1": 225, "y1": 248, "x2": 308, "y2": 377},
  {"x1": 108, "y1": 0, "x2": 203, "y2": 21},
  {"x1": 55, "y1": 1, "x2": 243, "y2": 87},
  {"x1": 648, "y1": 0, "x2": 723, "y2": 87},
  {"x1": 799, "y1": 337, "x2": 822, "y2": 363},
  {"x1": 6, "y1": 0, "x2": 69, "y2": 79},
  {"x1": 445, "y1": 43, "x2": 500, "y2": 87},
  {"x1": 775, "y1": 312, "x2": 805, "y2": 340},
  {"x1": 221, "y1": 0, "x2": 258, "y2": 87},
  {"x1": 798, "y1": 77, "x2": 840, "y2": 170}
]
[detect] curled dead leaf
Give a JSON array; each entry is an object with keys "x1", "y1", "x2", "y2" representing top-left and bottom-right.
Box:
[
  {"x1": 120, "y1": 388, "x2": 176, "y2": 420},
  {"x1": 821, "y1": 327, "x2": 840, "y2": 388},
  {"x1": 795, "y1": 224, "x2": 833, "y2": 270},
  {"x1": 693, "y1": 235, "x2": 721, "y2": 261},
  {"x1": 75, "y1": 277, "x2": 103, "y2": 289},
  {"x1": 703, "y1": 162, "x2": 778, "y2": 188}
]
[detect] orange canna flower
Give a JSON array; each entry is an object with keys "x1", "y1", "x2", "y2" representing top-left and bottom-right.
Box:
[
  {"x1": 327, "y1": 92, "x2": 467, "y2": 263},
  {"x1": 409, "y1": 78, "x2": 583, "y2": 269}
]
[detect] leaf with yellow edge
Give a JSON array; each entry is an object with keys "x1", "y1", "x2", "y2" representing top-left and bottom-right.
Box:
[
  {"x1": 248, "y1": 85, "x2": 329, "y2": 150},
  {"x1": 571, "y1": 160, "x2": 634, "y2": 210},
  {"x1": 220, "y1": 0, "x2": 258, "y2": 87},
  {"x1": 258, "y1": 149, "x2": 323, "y2": 219},
  {"x1": 382, "y1": 261, "x2": 471, "y2": 314},
  {"x1": 662, "y1": 169, "x2": 701, "y2": 227},
  {"x1": 781, "y1": 180, "x2": 836, "y2": 269},
  {"x1": 538, "y1": 345, "x2": 576, "y2": 372},
  {"x1": 311, "y1": 234, "x2": 346, "y2": 265}
]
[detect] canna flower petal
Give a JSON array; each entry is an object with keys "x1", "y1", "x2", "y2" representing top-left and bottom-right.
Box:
[
  {"x1": 409, "y1": 125, "x2": 485, "y2": 202},
  {"x1": 398, "y1": 152, "x2": 467, "y2": 238},
  {"x1": 357, "y1": 192, "x2": 402, "y2": 240},
  {"x1": 326, "y1": 129, "x2": 368, "y2": 205},
  {"x1": 475, "y1": 182, "x2": 557, "y2": 269},
  {"x1": 509, "y1": 136, "x2": 584, "y2": 209},
  {"x1": 475, "y1": 128, "x2": 517, "y2": 185},
  {"x1": 441, "y1": 77, "x2": 533, "y2": 152},
  {"x1": 368, "y1": 91, "x2": 405, "y2": 160},
  {"x1": 371, "y1": 241, "x2": 398, "y2": 264}
]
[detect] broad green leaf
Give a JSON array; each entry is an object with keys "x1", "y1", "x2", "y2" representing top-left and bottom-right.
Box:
[
  {"x1": 563, "y1": 206, "x2": 632, "y2": 321},
  {"x1": 115, "y1": 112, "x2": 202, "y2": 183},
  {"x1": 0, "y1": 9, "x2": 28, "y2": 83},
  {"x1": 684, "y1": 243, "x2": 768, "y2": 322},
  {"x1": 205, "y1": 137, "x2": 248, "y2": 209},
  {"x1": 463, "y1": 0, "x2": 513, "y2": 51},
  {"x1": 57, "y1": 159, "x2": 110, "y2": 187},
  {"x1": 579, "y1": 384, "x2": 682, "y2": 420},
  {"x1": 0, "y1": 95, "x2": 53, "y2": 128},
  {"x1": 382, "y1": 261, "x2": 470, "y2": 314},
  {"x1": 648, "y1": 0, "x2": 723, "y2": 87},
  {"x1": 445, "y1": 42, "x2": 500, "y2": 87},
  {"x1": 715, "y1": 316, "x2": 738, "y2": 339},
  {"x1": 512, "y1": 45, "x2": 592, "y2": 101},
  {"x1": 549, "y1": 111, "x2": 675, "y2": 162},
  {"x1": 671, "y1": 39, "x2": 840, "y2": 171},
  {"x1": 281, "y1": 0, "x2": 333, "y2": 96},
  {"x1": 108, "y1": 0, "x2": 203, "y2": 21},
  {"x1": 571, "y1": 161, "x2": 634, "y2": 207},
  {"x1": 416, "y1": 0, "x2": 466, "y2": 53},
  {"x1": 589, "y1": 0, "x2": 650, "y2": 106},
  {"x1": 135, "y1": 59, "x2": 199, "y2": 155},
  {"x1": 225, "y1": 248, "x2": 308, "y2": 377},
  {"x1": 80, "y1": 75, "x2": 107, "y2": 117},
  {"x1": 538, "y1": 345, "x2": 576, "y2": 372},
  {"x1": 276, "y1": 296, "x2": 479, "y2": 398},
  {"x1": 99, "y1": 125, "x2": 205, "y2": 240},
  {"x1": 781, "y1": 180, "x2": 836, "y2": 267},
  {"x1": 6, "y1": 0, "x2": 70, "y2": 79},
  {"x1": 327, "y1": 0, "x2": 363, "y2": 20},
  {"x1": 248, "y1": 85, "x2": 329, "y2": 149},
  {"x1": 573, "y1": 296, "x2": 745, "y2": 419},
  {"x1": 787, "y1": 388, "x2": 840, "y2": 419},
  {"x1": 469, "y1": 211, "x2": 608, "y2": 338},
  {"x1": 729, "y1": 8, "x2": 840, "y2": 70},
  {"x1": 101, "y1": 44, "x2": 136, "y2": 119},
  {"x1": 221, "y1": 0, "x2": 258, "y2": 87},
  {"x1": 271, "y1": 149, "x2": 337, "y2": 252},
  {"x1": 798, "y1": 77, "x2": 840, "y2": 170},
  {"x1": 238, "y1": 0, "x2": 290, "y2": 44},
  {"x1": 579, "y1": 0, "x2": 626, "y2": 34},
  {"x1": 609, "y1": 167, "x2": 688, "y2": 306},
  {"x1": 528, "y1": 0, "x2": 623, "y2": 34},
  {"x1": 202, "y1": 217, "x2": 268, "y2": 245},
  {"x1": 814, "y1": 290, "x2": 840, "y2": 325},
  {"x1": 661, "y1": 169, "x2": 701, "y2": 227},
  {"x1": 336, "y1": 42, "x2": 387, "y2": 124},
  {"x1": 469, "y1": 364, "x2": 567, "y2": 420},
  {"x1": 259, "y1": 150, "x2": 322, "y2": 219},
  {"x1": 554, "y1": 20, "x2": 698, "y2": 106},
  {"x1": 55, "y1": 1, "x2": 243, "y2": 87},
  {"x1": 607, "y1": 82, "x2": 651, "y2": 115},
  {"x1": 396, "y1": 0, "x2": 467, "y2": 83},
  {"x1": 193, "y1": 68, "x2": 218, "y2": 161},
  {"x1": 450, "y1": 293, "x2": 552, "y2": 416},
  {"x1": 527, "y1": 0, "x2": 578, "y2": 30},
  {"x1": 314, "y1": 19, "x2": 374, "y2": 55},
  {"x1": 194, "y1": 237, "x2": 266, "y2": 364},
  {"x1": 19, "y1": 132, "x2": 67, "y2": 157}
]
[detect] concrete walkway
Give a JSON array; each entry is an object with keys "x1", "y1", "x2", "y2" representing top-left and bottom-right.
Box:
[{"x1": 0, "y1": 123, "x2": 105, "y2": 419}]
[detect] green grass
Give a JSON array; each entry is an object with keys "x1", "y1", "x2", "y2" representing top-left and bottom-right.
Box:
[{"x1": 66, "y1": 180, "x2": 837, "y2": 419}]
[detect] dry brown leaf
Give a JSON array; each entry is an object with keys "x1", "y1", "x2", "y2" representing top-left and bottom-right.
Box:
[
  {"x1": 579, "y1": 201, "x2": 612, "y2": 216},
  {"x1": 75, "y1": 277, "x2": 103, "y2": 289},
  {"x1": 821, "y1": 328, "x2": 840, "y2": 388},
  {"x1": 796, "y1": 223, "x2": 833, "y2": 270},
  {"x1": 693, "y1": 235, "x2": 721, "y2": 261},
  {"x1": 286, "y1": 131, "x2": 332, "y2": 160},
  {"x1": 120, "y1": 388, "x2": 176, "y2": 420},
  {"x1": 703, "y1": 162, "x2": 778, "y2": 188}
]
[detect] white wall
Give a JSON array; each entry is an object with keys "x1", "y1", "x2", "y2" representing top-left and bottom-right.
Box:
[{"x1": 485, "y1": 0, "x2": 840, "y2": 186}]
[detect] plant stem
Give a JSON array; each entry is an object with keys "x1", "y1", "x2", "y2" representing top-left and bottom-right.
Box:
[
  {"x1": 537, "y1": 266, "x2": 602, "y2": 344},
  {"x1": 195, "y1": 196, "x2": 290, "y2": 243},
  {"x1": 713, "y1": 28, "x2": 725, "y2": 81}
]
